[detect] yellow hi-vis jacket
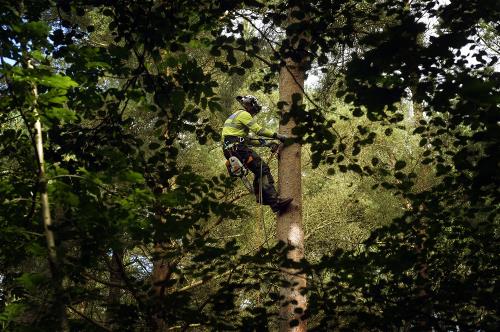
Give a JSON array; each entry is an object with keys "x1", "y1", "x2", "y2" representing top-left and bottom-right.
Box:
[{"x1": 221, "y1": 110, "x2": 275, "y2": 144}]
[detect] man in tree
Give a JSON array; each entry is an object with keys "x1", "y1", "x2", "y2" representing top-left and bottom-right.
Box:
[{"x1": 222, "y1": 95, "x2": 293, "y2": 213}]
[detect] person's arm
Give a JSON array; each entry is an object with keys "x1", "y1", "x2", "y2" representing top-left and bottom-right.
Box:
[
  {"x1": 246, "y1": 137, "x2": 268, "y2": 147},
  {"x1": 238, "y1": 111, "x2": 275, "y2": 138},
  {"x1": 246, "y1": 137, "x2": 279, "y2": 153}
]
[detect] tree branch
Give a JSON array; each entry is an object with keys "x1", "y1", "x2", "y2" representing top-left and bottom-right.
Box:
[
  {"x1": 177, "y1": 269, "x2": 233, "y2": 293},
  {"x1": 67, "y1": 305, "x2": 112, "y2": 332},
  {"x1": 81, "y1": 271, "x2": 127, "y2": 289},
  {"x1": 235, "y1": 11, "x2": 345, "y2": 143}
]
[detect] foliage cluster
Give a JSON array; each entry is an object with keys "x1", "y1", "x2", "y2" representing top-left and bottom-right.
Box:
[{"x1": 0, "y1": 0, "x2": 498, "y2": 331}]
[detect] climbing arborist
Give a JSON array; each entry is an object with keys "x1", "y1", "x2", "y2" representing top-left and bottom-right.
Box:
[{"x1": 222, "y1": 95, "x2": 293, "y2": 213}]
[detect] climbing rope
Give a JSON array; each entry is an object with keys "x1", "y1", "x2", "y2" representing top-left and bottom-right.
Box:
[
  {"x1": 258, "y1": 159, "x2": 269, "y2": 248},
  {"x1": 257, "y1": 145, "x2": 279, "y2": 249}
]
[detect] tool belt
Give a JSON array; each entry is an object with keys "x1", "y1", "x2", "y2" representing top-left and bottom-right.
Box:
[{"x1": 223, "y1": 136, "x2": 245, "y2": 150}]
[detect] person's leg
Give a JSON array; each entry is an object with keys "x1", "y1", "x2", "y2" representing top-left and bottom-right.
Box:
[
  {"x1": 243, "y1": 148, "x2": 293, "y2": 213},
  {"x1": 229, "y1": 146, "x2": 276, "y2": 205},
  {"x1": 252, "y1": 163, "x2": 278, "y2": 207},
  {"x1": 229, "y1": 145, "x2": 292, "y2": 213}
]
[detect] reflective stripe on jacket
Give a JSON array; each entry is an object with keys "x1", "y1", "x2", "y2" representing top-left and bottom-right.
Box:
[{"x1": 221, "y1": 110, "x2": 274, "y2": 140}]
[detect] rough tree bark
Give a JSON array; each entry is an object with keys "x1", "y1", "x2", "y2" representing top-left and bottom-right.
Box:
[
  {"x1": 277, "y1": 5, "x2": 309, "y2": 332},
  {"x1": 106, "y1": 249, "x2": 124, "y2": 327},
  {"x1": 151, "y1": 241, "x2": 173, "y2": 331}
]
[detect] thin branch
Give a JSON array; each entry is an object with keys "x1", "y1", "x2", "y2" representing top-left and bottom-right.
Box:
[
  {"x1": 177, "y1": 269, "x2": 233, "y2": 293},
  {"x1": 131, "y1": 257, "x2": 152, "y2": 274},
  {"x1": 0, "y1": 58, "x2": 20, "y2": 80},
  {"x1": 234, "y1": 47, "x2": 274, "y2": 67},
  {"x1": 477, "y1": 34, "x2": 500, "y2": 55},
  {"x1": 111, "y1": 252, "x2": 147, "y2": 307},
  {"x1": 81, "y1": 272, "x2": 127, "y2": 289},
  {"x1": 169, "y1": 324, "x2": 201, "y2": 331},
  {"x1": 236, "y1": 11, "x2": 319, "y2": 60},
  {"x1": 235, "y1": 11, "x2": 345, "y2": 143},
  {"x1": 67, "y1": 306, "x2": 112, "y2": 332},
  {"x1": 304, "y1": 219, "x2": 344, "y2": 240},
  {"x1": 200, "y1": 191, "x2": 250, "y2": 237},
  {"x1": 50, "y1": 175, "x2": 119, "y2": 195},
  {"x1": 0, "y1": 114, "x2": 22, "y2": 124},
  {"x1": 181, "y1": 299, "x2": 210, "y2": 332},
  {"x1": 212, "y1": 233, "x2": 243, "y2": 240}
]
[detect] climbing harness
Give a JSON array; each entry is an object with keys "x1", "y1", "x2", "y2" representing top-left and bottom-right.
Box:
[
  {"x1": 258, "y1": 154, "x2": 268, "y2": 248},
  {"x1": 223, "y1": 136, "x2": 245, "y2": 150},
  {"x1": 224, "y1": 136, "x2": 279, "y2": 195}
]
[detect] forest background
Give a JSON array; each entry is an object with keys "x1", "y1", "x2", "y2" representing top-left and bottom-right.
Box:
[{"x1": 0, "y1": 0, "x2": 498, "y2": 331}]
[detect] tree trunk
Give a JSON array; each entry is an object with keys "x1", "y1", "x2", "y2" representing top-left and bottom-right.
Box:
[
  {"x1": 151, "y1": 243, "x2": 172, "y2": 332},
  {"x1": 106, "y1": 249, "x2": 124, "y2": 327},
  {"x1": 277, "y1": 6, "x2": 309, "y2": 332},
  {"x1": 29, "y1": 60, "x2": 69, "y2": 332},
  {"x1": 414, "y1": 221, "x2": 431, "y2": 330}
]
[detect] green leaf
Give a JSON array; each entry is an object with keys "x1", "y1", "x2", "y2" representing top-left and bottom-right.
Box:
[
  {"x1": 161, "y1": 192, "x2": 180, "y2": 206},
  {"x1": 171, "y1": 89, "x2": 186, "y2": 110},
  {"x1": 121, "y1": 171, "x2": 145, "y2": 184},
  {"x1": 241, "y1": 60, "x2": 253, "y2": 68},
  {"x1": 16, "y1": 273, "x2": 46, "y2": 293},
  {"x1": 39, "y1": 89, "x2": 68, "y2": 105},
  {"x1": 26, "y1": 242, "x2": 46, "y2": 256},
  {"x1": 164, "y1": 56, "x2": 178, "y2": 67},
  {"x1": 210, "y1": 48, "x2": 221, "y2": 56},
  {"x1": 348, "y1": 164, "x2": 363, "y2": 174},
  {"x1": 44, "y1": 107, "x2": 77, "y2": 122},
  {"x1": 86, "y1": 61, "x2": 111, "y2": 69},
  {"x1": 413, "y1": 126, "x2": 426, "y2": 134},
  {"x1": 394, "y1": 171, "x2": 405, "y2": 180},
  {"x1": 394, "y1": 160, "x2": 406, "y2": 170},
  {"x1": 208, "y1": 100, "x2": 223, "y2": 113},
  {"x1": 352, "y1": 145, "x2": 361, "y2": 156},
  {"x1": 38, "y1": 75, "x2": 78, "y2": 89},
  {"x1": 149, "y1": 142, "x2": 161, "y2": 150},
  {"x1": 47, "y1": 95, "x2": 68, "y2": 104},
  {"x1": 24, "y1": 21, "x2": 50, "y2": 37},
  {"x1": 352, "y1": 108, "x2": 364, "y2": 117},
  {"x1": 30, "y1": 50, "x2": 45, "y2": 61},
  {"x1": 0, "y1": 303, "x2": 27, "y2": 324}
]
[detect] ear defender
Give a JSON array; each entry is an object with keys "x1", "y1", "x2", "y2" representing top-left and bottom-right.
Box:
[{"x1": 236, "y1": 95, "x2": 261, "y2": 114}]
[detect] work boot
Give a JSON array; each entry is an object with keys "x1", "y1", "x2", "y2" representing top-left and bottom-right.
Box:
[{"x1": 271, "y1": 197, "x2": 293, "y2": 213}]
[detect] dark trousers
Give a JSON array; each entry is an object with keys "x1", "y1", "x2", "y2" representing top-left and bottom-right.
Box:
[{"x1": 223, "y1": 143, "x2": 278, "y2": 206}]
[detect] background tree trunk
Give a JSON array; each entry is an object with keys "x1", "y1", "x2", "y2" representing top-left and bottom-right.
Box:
[
  {"x1": 151, "y1": 243, "x2": 172, "y2": 332},
  {"x1": 28, "y1": 59, "x2": 69, "y2": 332},
  {"x1": 277, "y1": 5, "x2": 309, "y2": 332},
  {"x1": 106, "y1": 249, "x2": 124, "y2": 328}
]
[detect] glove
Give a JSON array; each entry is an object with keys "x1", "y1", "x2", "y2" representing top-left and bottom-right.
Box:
[
  {"x1": 267, "y1": 142, "x2": 280, "y2": 153},
  {"x1": 274, "y1": 133, "x2": 289, "y2": 143}
]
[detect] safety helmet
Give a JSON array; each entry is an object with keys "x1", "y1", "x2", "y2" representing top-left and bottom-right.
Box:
[{"x1": 236, "y1": 95, "x2": 262, "y2": 114}]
